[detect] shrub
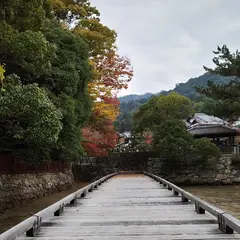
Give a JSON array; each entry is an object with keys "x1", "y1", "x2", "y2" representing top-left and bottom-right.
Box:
[
  {"x1": 153, "y1": 118, "x2": 221, "y2": 172},
  {"x1": 0, "y1": 75, "x2": 62, "y2": 163}
]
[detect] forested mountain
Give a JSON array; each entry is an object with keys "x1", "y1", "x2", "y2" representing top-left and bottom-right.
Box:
[
  {"x1": 116, "y1": 73, "x2": 232, "y2": 133},
  {"x1": 119, "y1": 73, "x2": 232, "y2": 103},
  {"x1": 119, "y1": 93, "x2": 153, "y2": 103},
  {"x1": 164, "y1": 73, "x2": 233, "y2": 100}
]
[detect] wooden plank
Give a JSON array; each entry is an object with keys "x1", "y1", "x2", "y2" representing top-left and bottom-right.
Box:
[{"x1": 17, "y1": 174, "x2": 240, "y2": 239}]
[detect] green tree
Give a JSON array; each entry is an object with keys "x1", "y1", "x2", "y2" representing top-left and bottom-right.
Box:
[
  {"x1": 132, "y1": 92, "x2": 220, "y2": 172},
  {"x1": 0, "y1": 0, "x2": 50, "y2": 31},
  {"x1": 152, "y1": 119, "x2": 220, "y2": 172},
  {"x1": 0, "y1": 1, "x2": 93, "y2": 163},
  {"x1": 0, "y1": 75, "x2": 62, "y2": 163},
  {"x1": 193, "y1": 138, "x2": 221, "y2": 167},
  {"x1": 194, "y1": 97, "x2": 232, "y2": 120},
  {"x1": 41, "y1": 21, "x2": 92, "y2": 160},
  {"x1": 152, "y1": 119, "x2": 194, "y2": 172},
  {"x1": 197, "y1": 45, "x2": 240, "y2": 121},
  {"x1": 133, "y1": 92, "x2": 194, "y2": 133}
]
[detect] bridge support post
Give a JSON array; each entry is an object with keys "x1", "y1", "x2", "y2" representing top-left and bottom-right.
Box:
[
  {"x1": 195, "y1": 202, "x2": 205, "y2": 214},
  {"x1": 54, "y1": 203, "x2": 64, "y2": 216},
  {"x1": 70, "y1": 194, "x2": 77, "y2": 205},
  {"x1": 26, "y1": 216, "x2": 42, "y2": 237},
  {"x1": 173, "y1": 190, "x2": 179, "y2": 196},
  {"x1": 218, "y1": 214, "x2": 234, "y2": 234},
  {"x1": 181, "y1": 196, "x2": 188, "y2": 202},
  {"x1": 81, "y1": 191, "x2": 86, "y2": 198},
  {"x1": 88, "y1": 186, "x2": 93, "y2": 192}
]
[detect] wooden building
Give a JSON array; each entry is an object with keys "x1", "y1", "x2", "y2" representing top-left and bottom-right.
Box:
[{"x1": 186, "y1": 113, "x2": 240, "y2": 153}]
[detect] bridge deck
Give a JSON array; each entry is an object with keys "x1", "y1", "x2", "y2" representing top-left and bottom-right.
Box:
[{"x1": 18, "y1": 174, "x2": 240, "y2": 240}]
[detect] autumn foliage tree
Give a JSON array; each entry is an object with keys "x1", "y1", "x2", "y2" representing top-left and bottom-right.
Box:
[
  {"x1": 85, "y1": 51, "x2": 133, "y2": 156},
  {"x1": 52, "y1": 0, "x2": 133, "y2": 157},
  {"x1": 0, "y1": 0, "x2": 132, "y2": 163},
  {"x1": 0, "y1": 0, "x2": 133, "y2": 163}
]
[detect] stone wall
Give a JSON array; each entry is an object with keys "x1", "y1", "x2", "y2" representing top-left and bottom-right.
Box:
[
  {"x1": 0, "y1": 170, "x2": 74, "y2": 211},
  {"x1": 148, "y1": 154, "x2": 240, "y2": 185},
  {"x1": 73, "y1": 163, "x2": 117, "y2": 182}
]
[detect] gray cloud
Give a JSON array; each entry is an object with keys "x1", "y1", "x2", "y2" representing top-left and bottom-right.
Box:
[{"x1": 91, "y1": 0, "x2": 240, "y2": 95}]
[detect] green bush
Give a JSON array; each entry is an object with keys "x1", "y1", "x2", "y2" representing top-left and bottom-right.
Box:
[
  {"x1": 192, "y1": 138, "x2": 221, "y2": 168},
  {"x1": 153, "y1": 118, "x2": 220, "y2": 172},
  {"x1": 0, "y1": 75, "x2": 62, "y2": 163}
]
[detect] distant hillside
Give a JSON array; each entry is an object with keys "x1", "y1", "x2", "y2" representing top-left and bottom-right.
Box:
[
  {"x1": 119, "y1": 93, "x2": 153, "y2": 103},
  {"x1": 116, "y1": 73, "x2": 233, "y2": 133},
  {"x1": 118, "y1": 73, "x2": 232, "y2": 103},
  {"x1": 164, "y1": 73, "x2": 233, "y2": 100}
]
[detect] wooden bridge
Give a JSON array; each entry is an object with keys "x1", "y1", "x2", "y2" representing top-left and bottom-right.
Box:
[{"x1": 1, "y1": 172, "x2": 240, "y2": 240}]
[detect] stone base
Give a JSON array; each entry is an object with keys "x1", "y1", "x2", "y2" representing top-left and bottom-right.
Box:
[
  {"x1": 148, "y1": 154, "x2": 240, "y2": 185},
  {"x1": 0, "y1": 170, "x2": 74, "y2": 211}
]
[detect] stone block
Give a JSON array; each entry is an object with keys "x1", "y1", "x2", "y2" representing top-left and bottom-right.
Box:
[
  {"x1": 222, "y1": 179, "x2": 232, "y2": 184},
  {"x1": 216, "y1": 164, "x2": 225, "y2": 170},
  {"x1": 233, "y1": 177, "x2": 240, "y2": 183},
  {"x1": 216, "y1": 174, "x2": 226, "y2": 180}
]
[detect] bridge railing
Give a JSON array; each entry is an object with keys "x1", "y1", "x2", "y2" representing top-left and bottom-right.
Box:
[
  {"x1": 144, "y1": 171, "x2": 240, "y2": 234},
  {"x1": 0, "y1": 173, "x2": 117, "y2": 240}
]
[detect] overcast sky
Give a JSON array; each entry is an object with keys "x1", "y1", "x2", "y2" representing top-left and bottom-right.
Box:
[{"x1": 91, "y1": 0, "x2": 240, "y2": 96}]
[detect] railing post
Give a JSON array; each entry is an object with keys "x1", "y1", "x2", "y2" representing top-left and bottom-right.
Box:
[
  {"x1": 81, "y1": 191, "x2": 86, "y2": 197},
  {"x1": 218, "y1": 214, "x2": 234, "y2": 234},
  {"x1": 54, "y1": 203, "x2": 64, "y2": 216},
  {"x1": 88, "y1": 186, "x2": 93, "y2": 192},
  {"x1": 70, "y1": 194, "x2": 77, "y2": 205},
  {"x1": 195, "y1": 202, "x2": 205, "y2": 214},
  {"x1": 26, "y1": 216, "x2": 42, "y2": 237},
  {"x1": 173, "y1": 190, "x2": 179, "y2": 196},
  {"x1": 181, "y1": 195, "x2": 188, "y2": 202}
]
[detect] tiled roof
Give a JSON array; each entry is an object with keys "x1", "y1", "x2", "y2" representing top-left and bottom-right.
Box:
[
  {"x1": 193, "y1": 113, "x2": 227, "y2": 125},
  {"x1": 188, "y1": 124, "x2": 239, "y2": 136}
]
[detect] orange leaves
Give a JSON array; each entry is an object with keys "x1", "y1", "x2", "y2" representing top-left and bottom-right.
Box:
[
  {"x1": 82, "y1": 125, "x2": 118, "y2": 157},
  {"x1": 93, "y1": 101, "x2": 119, "y2": 122},
  {"x1": 88, "y1": 51, "x2": 133, "y2": 133},
  {"x1": 96, "y1": 52, "x2": 133, "y2": 91},
  {"x1": 85, "y1": 51, "x2": 133, "y2": 156}
]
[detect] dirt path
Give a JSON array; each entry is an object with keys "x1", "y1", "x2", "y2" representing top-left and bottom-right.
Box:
[
  {"x1": 184, "y1": 185, "x2": 240, "y2": 219},
  {"x1": 0, "y1": 182, "x2": 88, "y2": 234}
]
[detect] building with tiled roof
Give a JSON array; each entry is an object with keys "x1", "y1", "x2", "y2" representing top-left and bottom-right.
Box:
[{"x1": 186, "y1": 113, "x2": 240, "y2": 153}]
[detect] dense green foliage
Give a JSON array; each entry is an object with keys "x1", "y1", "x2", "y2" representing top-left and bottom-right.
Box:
[
  {"x1": 152, "y1": 119, "x2": 194, "y2": 171},
  {"x1": 0, "y1": 75, "x2": 62, "y2": 163},
  {"x1": 133, "y1": 92, "x2": 194, "y2": 133},
  {"x1": 116, "y1": 98, "x2": 148, "y2": 133},
  {"x1": 197, "y1": 45, "x2": 240, "y2": 122},
  {"x1": 0, "y1": 1, "x2": 92, "y2": 162},
  {"x1": 132, "y1": 92, "x2": 220, "y2": 172},
  {"x1": 153, "y1": 119, "x2": 220, "y2": 172}
]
